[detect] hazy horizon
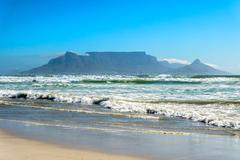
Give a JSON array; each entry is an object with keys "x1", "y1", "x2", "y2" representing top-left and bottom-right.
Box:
[{"x1": 1, "y1": 0, "x2": 240, "y2": 74}]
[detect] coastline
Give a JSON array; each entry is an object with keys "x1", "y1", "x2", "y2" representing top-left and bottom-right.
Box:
[
  {"x1": 1, "y1": 101, "x2": 240, "y2": 160},
  {"x1": 1, "y1": 118, "x2": 240, "y2": 160},
  {"x1": 0, "y1": 129, "x2": 147, "y2": 160}
]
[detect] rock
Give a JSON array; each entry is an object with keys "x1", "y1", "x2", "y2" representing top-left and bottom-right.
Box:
[
  {"x1": 37, "y1": 95, "x2": 55, "y2": 101},
  {"x1": 93, "y1": 98, "x2": 109, "y2": 105},
  {"x1": 10, "y1": 93, "x2": 28, "y2": 99},
  {"x1": 146, "y1": 109, "x2": 157, "y2": 114}
]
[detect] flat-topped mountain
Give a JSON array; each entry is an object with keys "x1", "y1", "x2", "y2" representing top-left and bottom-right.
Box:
[
  {"x1": 24, "y1": 51, "x2": 227, "y2": 75},
  {"x1": 26, "y1": 51, "x2": 169, "y2": 74}
]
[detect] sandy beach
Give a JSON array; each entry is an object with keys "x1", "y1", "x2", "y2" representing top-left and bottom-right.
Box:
[{"x1": 0, "y1": 129, "x2": 146, "y2": 160}]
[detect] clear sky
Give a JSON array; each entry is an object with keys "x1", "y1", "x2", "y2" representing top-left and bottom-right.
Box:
[{"x1": 0, "y1": 0, "x2": 240, "y2": 74}]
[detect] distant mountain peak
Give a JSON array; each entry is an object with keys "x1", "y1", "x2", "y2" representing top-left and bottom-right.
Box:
[
  {"x1": 191, "y1": 59, "x2": 201, "y2": 65},
  {"x1": 172, "y1": 58, "x2": 227, "y2": 75},
  {"x1": 65, "y1": 51, "x2": 78, "y2": 57}
]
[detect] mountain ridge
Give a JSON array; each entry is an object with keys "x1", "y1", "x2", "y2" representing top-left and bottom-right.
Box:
[
  {"x1": 24, "y1": 51, "x2": 228, "y2": 75},
  {"x1": 171, "y1": 58, "x2": 227, "y2": 75}
]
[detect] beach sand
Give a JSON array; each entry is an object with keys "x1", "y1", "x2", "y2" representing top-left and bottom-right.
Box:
[{"x1": 0, "y1": 130, "x2": 146, "y2": 160}]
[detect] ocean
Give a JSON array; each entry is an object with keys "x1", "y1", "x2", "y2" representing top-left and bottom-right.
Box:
[
  {"x1": 1, "y1": 74, "x2": 240, "y2": 159},
  {"x1": 0, "y1": 74, "x2": 240, "y2": 129}
]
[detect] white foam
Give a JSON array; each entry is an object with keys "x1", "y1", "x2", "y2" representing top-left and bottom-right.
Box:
[
  {"x1": 0, "y1": 75, "x2": 239, "y2": 84},
  {"x1": 100, "y1": 99, "x2": 240, "y2": 129},
  {"x1": 1, "y1": 75, "x2": 240, "y2": 129},
  {"x1": 1, "y1": 90, "x2": 240, "y2": 129}
]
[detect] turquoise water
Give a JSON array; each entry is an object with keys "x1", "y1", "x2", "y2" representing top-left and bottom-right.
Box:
[
  {"x1": 1, "y1": 75, "x2": 240, "y2": 159},
  {"x1": 0, "y1": 75, "x2": 240, "y2": 130}
]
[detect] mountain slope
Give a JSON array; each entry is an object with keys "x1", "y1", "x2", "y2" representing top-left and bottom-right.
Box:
[
  {"x1": 160, "y1": 60, "x2": 187, "y2": 69},
  {"x1": 171, "y1": 59, "x2": 227, "y2": 75},
  {"x1": 25, "y1": 51, "x2": 172, "y2": 74},
  {"x1": 24, "y1": 52, "x2": 228, "y2": 75}
]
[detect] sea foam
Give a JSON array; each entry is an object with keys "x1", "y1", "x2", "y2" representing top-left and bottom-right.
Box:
[{"x1": 1, "y1": 75, "x2": 240, "y2": 129}]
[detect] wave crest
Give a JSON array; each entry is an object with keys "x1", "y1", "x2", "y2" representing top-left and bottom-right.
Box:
[{"x1": 1, "y1": 90, "x2": 240, "y2": 129}]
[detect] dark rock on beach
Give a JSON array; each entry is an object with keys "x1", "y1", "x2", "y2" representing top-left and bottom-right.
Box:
[
  {"x1": 36, "y1": 95, "x2": 55, "y2": 101},
  {"x1": 93, "y1": 98, "x2": 109, "y2": 105},
  {"x1": 146, "y1": 109, "x2": 157, "y2": 114},
  {"x1": 10, "y1": 93, "x2": 28, "y2": 99}
]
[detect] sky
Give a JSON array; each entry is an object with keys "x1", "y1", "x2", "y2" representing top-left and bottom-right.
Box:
[{"x1": 0, "y1": 0, "x2": 240, "y2": 74}]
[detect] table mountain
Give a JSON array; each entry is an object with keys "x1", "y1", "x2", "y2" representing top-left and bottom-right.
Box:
[
  {"x1": 25, "y1": 51, "x2": 171, "y2": 74},
  {"x1": 24, "y1": 51, "x2": 227, "y2": 75}
]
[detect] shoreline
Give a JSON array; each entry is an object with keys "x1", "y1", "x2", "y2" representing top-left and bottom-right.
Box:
[
  {"x1": 0, "y1": 129, "x2": 147, "y2": 160},
  {"x1": 1, "y1": 116, "x2": 240, "y2": 160},
  {"x1": 1, "y1": 101, "x2": 240, "y2": 160}
]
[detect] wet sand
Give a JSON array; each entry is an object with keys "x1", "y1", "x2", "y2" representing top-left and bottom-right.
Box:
[
  {"x1": 1, "y1": 103, "x2": 240, "y2": 160},
  {"x1": 0, "y1": 129, "x2": 146, "y2": 160}
]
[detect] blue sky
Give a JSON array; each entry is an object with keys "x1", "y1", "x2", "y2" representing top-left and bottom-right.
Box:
[{"x1": 0, "y1": 0, "x2": 240, "y2": 74}]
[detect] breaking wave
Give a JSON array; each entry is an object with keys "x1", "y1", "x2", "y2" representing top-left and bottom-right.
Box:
[
  {"x1": 72, "y1": 79, "x2": 202, "y2": 85},
  {"x1": 99, "y1": 99, "x2": 240, "y2": 129},
  {"x1": 1, "y1": 75, "x2": 240, "y2": 130},
  {"x1": 1, "y1": 90, "x2": 240, "y2": 129},
  {"x1": 1, "y1": 75, "x2": 240, "y2": 85}
]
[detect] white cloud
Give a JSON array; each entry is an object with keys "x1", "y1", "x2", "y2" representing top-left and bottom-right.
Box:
[
  {"x1": 161, "y1": 58, "x2": 190, "y2": 65},
  {"x1": 161, "y1": 58, "x2": 220, "y2": 69},
  {"x1": 204, "y1": 63, "x2": 219, "y2": 69}
]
